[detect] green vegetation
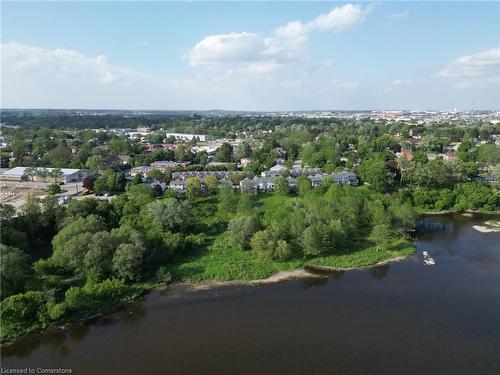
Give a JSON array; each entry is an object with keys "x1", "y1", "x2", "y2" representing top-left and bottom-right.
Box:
[{"x1": 1, "y1": 114, "x2": 499, "y2": 343}]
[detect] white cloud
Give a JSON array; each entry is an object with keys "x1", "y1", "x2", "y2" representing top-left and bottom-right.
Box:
[
  {"x1": 439, "y1": 47, "x2": 500, "y2": 88},
  {"x1": 386, "y1": 11, "x2": 409, "y2": 20},
  {"x1": 307, "y1": 3, "x2": 367, "y2": 32},
  {"x1": 0, "y1": 41, "x2": 213, "y2": 108},
  {"x1": 187, "y1": 4, "x2": 369, "y2": 70},
  {"x1": 332, "y1": 79, "x2": 359, "y2": 90},
  {"x1": 188, "y1": 32, "x2": 265, "y2": 67},
  {"x1": 0, "y1": 42, "x2": 139, "y2": 85},
  {"x1": 100, "y1": 72, "x2": 118, "y2": 84},
  {"x1": 392, "y1": 79, "x2": 411, "y2": 85}
]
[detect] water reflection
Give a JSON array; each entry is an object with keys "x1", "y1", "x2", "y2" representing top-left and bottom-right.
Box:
[
  {"x1": 3, "y1": 215, "x2": 500, "y2": 375},
  {"x1": 118, "y1": 301, "x2": 147, "y2": 325},
  {"x1": 300, "y1": 276, "x2": 328, "y2": 289},
  {"x1": 2, "y1": 327, "x2": 78, "y2": 359},
  {"x1": 369, "y1": 264, "x2": 390, "y2": 279}
]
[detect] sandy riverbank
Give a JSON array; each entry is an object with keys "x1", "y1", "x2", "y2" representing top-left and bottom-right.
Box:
[
  {"x1": 173, "y1": 255, "x2": 409, "y2": 293},
  {"x1": 473, "y1": 220, "x2": 500, "y2": 233}
]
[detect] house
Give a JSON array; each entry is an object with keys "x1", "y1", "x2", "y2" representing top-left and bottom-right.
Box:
[
  {"x1": 169, "y1": 178, "x2": 186, "y2": 191},
  {"x1": 218, "y1": 178, "x2": 234, "y2": 189},
  {"x1": 308, "y1": 174, "x2": 323, "y2": 187},
  {"x1": 149, "y1": 180, "x2": 168, "y2": 190},
  {"x1": 332, "y1": 171, "x2": 359, "y2": 185},
  {"x1": 475, "y1": 175, "x2": 499, "y2": 183},
  {"x1": 254, "y1": 176, "x2": 276, "y2": 192},
  {"x1": 0, "y1": 167, "x2": 90, "y2": 183},
  {"x1": 286, "y1": 176, "x2": 297, "y2": 189},
  {"x1": 239, "y1": 178, "x2": 257, "y2": 194},
  {"x1": 102, "y1": 155, "x2": 130, "y2": 168},
  {"x1": 171, "y1": 171, "x2": 241, "y2": 180},
  {"x1": 130, "y1": 166, "x2": 153, "y2": 178},
  {"x1": 289, "y1": 168, "x2": 322, "y2": 177},
  {"x1": 145, "y1": 143, "x2": 177, "y2": 152},
  {"x1": 443, "y1": 152, "x2": 458, "y2": 162},
  {"x1": 399, "y1": 149, "x2": 413, "y2": 161},
  {"x1": 262, "y1": 164, "x2": 287, "y2": 177},
  {"x1": 150, "y1": 161, "x2": 189, "y2": 169}
]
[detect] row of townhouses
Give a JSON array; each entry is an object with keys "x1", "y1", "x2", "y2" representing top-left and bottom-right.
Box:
[
  {"x1": 168, "y1": 169, "x2": 358, "y2": 193},
  {"x1": 239, "y1": 171, "x2": 358, "y2": 193}
]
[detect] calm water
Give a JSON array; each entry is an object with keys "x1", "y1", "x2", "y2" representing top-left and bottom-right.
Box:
[{"x1": 2, "y1": 215, "x2": 500, "y2": 375}]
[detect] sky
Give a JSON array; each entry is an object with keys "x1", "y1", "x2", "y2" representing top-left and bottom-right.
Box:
[{"x1": 1, "y1": 1, "x2": 499, "y2": 111}]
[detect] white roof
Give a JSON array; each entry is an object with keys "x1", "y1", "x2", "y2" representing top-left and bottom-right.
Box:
[
  {"x1": 270, "y1": 164, "x2": 286, "y2": 172},
  {"x1": 1, "y1": 167, "x2": 87, "y2": 177}
]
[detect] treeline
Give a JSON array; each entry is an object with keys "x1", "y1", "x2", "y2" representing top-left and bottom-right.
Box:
[
  {"x1": 0, "y1": 184, "x2": 208, "y2": 341},
  {"x1": 220, "y1": 184, "x2": 416, "y2": 261}
]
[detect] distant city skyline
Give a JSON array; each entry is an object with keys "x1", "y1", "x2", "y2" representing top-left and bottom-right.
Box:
[{"x1": 1, "y1": 1, "x2": 499, "y2": 110}]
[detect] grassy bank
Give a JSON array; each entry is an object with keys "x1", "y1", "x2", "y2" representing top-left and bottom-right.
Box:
[{"x1": 167, "y1": 237, "x2": 415, "y2": 283}]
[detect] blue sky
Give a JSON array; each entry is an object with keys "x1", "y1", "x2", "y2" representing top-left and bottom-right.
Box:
[{"x1": 1, "y1": 1, "x2": 499, "y2": 110}]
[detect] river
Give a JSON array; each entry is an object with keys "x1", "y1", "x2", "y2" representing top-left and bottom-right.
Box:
[{"x1": 2, "y1": 215, "x2": 500, "y2": 374}]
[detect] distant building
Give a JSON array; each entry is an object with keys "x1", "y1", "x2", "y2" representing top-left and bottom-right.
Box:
[
  {"x1": 165, "y1": 133, "x2": 212, "y2": 142},
  {"x1": 239, "y1": 170, "x2": 358, "y2": 193},
  {"x1": 0, "y1": 167, "x2": 90, "y2": 183},
  {"x1": 150, "y1": 161, "x2": 190, "y2": 170}
]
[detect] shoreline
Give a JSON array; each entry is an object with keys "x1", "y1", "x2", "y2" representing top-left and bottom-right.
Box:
[
  {"x1": 420, "y1": 210, "x2": 500, "y2": 216},
  {"x1": 170, "y1": 255, "x2": 409, "y2": 293}
]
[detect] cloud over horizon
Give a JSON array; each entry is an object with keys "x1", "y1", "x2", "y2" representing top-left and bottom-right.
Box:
[{"x1": 187, "y1": 3, "x2": 370, "y2": 71}]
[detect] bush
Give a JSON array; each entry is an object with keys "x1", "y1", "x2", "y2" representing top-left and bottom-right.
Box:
[
  {"x1": 156, "y1": 267, "x2": 173, "y2": 285},
  {"x1": 0, "y1": 291, "x2": 48, "y2": 341},
  {"x1": 46, "y1": 183, "x2": 62, "y2": 195}
]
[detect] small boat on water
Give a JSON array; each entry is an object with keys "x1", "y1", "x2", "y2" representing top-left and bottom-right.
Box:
[{"x1": 422, "y1": 251, "x2": 436, "y2": 266}]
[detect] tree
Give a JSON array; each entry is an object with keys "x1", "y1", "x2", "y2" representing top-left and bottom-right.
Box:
[
  {"x1": 275, "y1": 240, "x2": 292, "y2": 261},
  {"x1": 369, "y1": 224, "x2": 393, "y2": 251},
  {"x1": 302, "y1": 223, "x2": 332, "y2": 257},
  {"x1": 296, "y1": 175, "x2": 312, "y2": 196},
  {"x1": 82, "y1": 175, "x2": 97, "y2": 191},
  {"x1": 215, "y1": 143, "x2": 233, "y2": 162},
  {"x1": 204, "y1": 175, "x2": 218, "y2": 195},
  {"x1": 274, "y1": 176, "x2": 290, "y2": 194},
  {"x1": 226, "y1": 215, "x2": 260, "y2": 250},
  {"x1": 218, "y1": 183, "x2": 239, "y2": 214},
  {"x1": 112, "y1": 242, "x2": 145, "y2": 282},
  {"x1": 0, "y1": 291, "x2": 48, "y2": 334},
  {"x1": 390, "y1": 203, "x2": 416, "y2": 232},
  {"x1": 83, "y1": 231, "x2": 115, "y2": 281},
  {"x1": 250, "y1": 230, "x2": 275, "y2": 260},
  {"x1": 152, "y1": 184, "x2": 163, "y2": 198},
  {"x1": 0, "y1": 245, "x2": 30, "y2": 297},
  {"x1": 49, "y1": 168, "x2": 63, "y2": 183},
  {"x1": 93, "y1": 176, "x2": 108, "y2": 194},
  {"x1": 106, "y1": 172, "x2": 127, "y2": 192},
  {"x1": 132, "y1": 174, "x2": 143, "y2": 185},
  {"x1": 52, "y1": 215, "x2": 106, "y2": 271},
  {"x1": 235, "y1": 141, "x2": 252, "y2": 159},
  {"x1": 145, "y1": 198, "x2": 191, "y2": 232},
  {"x1": 86, "y1": 155, "x2": 103, "y2": 173},
  {"x1": 357, "y1": 158, "x2": 394, "y2": 193},
  {"x1": 186, "y1": 177, "x2": 202, "y2": 199},
  {"x1": 46, "y1": 183, "x2": 62, "y2": 195}
]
